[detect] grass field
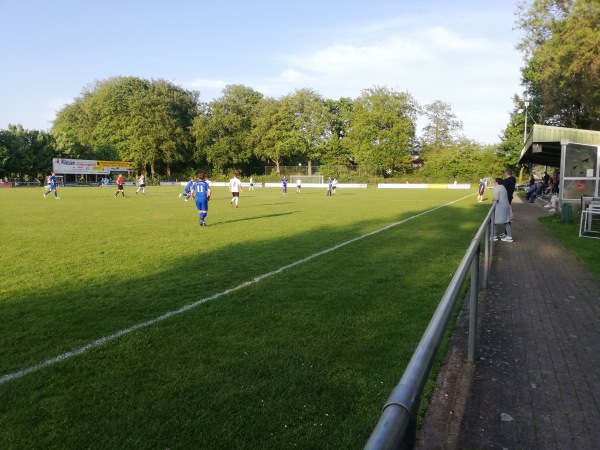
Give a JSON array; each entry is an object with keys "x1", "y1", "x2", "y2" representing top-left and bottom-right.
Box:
[{"x1": 0, "y1": 184, "x2": 488, "y2": 449}]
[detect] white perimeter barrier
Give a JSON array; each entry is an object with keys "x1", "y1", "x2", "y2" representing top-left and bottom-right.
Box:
[
  {"x1": 160, "y1": 181, "x2": 263, "y2": 187},
  {"x1": 265, "y1": 183, "x2": 367, "y2": 189},
  {"x1": 378, "y1": 183, "x2": 471, "y2": 189}
]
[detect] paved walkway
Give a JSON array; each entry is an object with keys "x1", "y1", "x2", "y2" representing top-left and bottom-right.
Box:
[{"x1": 416, "y1": 196, "x2": 600, "y2": 449}]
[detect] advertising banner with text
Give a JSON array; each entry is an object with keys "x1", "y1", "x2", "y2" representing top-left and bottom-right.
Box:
[{"x1": 53, "y1": 159, "x2": 133, "y2": 175}]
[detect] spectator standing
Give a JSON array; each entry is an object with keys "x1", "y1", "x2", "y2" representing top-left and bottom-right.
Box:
[
  {"x1": 493, "y1": 178, "x2": 513, "y2": 242},
  {"x1": 503, "y1": 169, "x2": 516, "y2": 204},
  {"x1": 543, "y1": 171, "x2": 550, "y2": 187},
  {"x1": 503, "y1": 168, "x2": 516, "y2": 220},
  {"x1": 551, "y1": 169, "x2": 560, "y2": 194}
]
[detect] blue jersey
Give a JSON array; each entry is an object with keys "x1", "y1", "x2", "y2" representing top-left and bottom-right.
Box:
[
  {"x1": 184, "y1": 180, "x2": 194, "y2": 193},
  {"x1": 282, "y1": 177, "x2": 287, "y2": 187},
  {"x1": 192, "y1": 180, "x2": 210, "y2": 199},
  {"x1": 49, "y1": 175, "x2": 57, "y2": 189}
]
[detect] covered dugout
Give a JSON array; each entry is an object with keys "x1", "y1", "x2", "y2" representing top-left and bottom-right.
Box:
[{"x1": 518, "y1": 125, "x2": 600, "y2": 209}]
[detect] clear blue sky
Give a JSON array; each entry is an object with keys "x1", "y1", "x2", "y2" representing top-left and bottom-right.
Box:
[{"x1": 0, "y1": 0, "x2": 523, "y2": 144}]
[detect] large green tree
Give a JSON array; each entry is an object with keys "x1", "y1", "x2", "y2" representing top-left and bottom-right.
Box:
[
  {"x1": 250, "y1": 97, "x2": 295, "y2": 175},
  {"x1": 516, "y1": 0, "x2": 600, "y2": 130},
  {"x1": 0, "y1": 125, "x2": 56, "y2": 180},
  {"x1": 52, "y1": 76, "x2": 199, "y2": 179},
  {"x1": 280, "y1": 88, "x2": 332, "y2": 174},
  {"x1": 123, "y1": 79, "x2": 198, "y2": 178},
  {"x1": 321, "y1": 97, "x2": 354, "y2": 165},
  {"x1": 345, "y1": 86, "x2": 419, "y2": 174},
  {"x1": 421, "y1": 100, "x2": 463, "y2": 152},
  {"x1": 191, "y1": 84, "x2": 263, "y2": 174}
]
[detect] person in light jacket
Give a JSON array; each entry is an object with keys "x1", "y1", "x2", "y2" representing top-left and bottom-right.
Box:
[{"x1": 493, "y1": 178, "x2": 513, "y2": 242}]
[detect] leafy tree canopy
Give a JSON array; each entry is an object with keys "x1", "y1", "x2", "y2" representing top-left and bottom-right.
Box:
[{"x1": 516, "y1": 0, "x2": 600, "y2": 130}]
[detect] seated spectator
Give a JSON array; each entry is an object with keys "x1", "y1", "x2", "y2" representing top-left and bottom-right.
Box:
[
  {"x1": 525, "y1": 183, "x2": 537, "y2": 200},
  {"x1": 529, "y1": 182, "x2": 544, "y2": 203},
  {"x1": 543, "y1": 194, "x2": 559, "y2": 212}
]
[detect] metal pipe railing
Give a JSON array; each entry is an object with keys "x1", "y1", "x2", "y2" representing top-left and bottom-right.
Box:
[{"x1": 365, "y1": 204, "x2": 496, "y2": 449}]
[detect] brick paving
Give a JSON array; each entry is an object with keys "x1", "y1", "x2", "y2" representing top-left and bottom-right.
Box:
[{"x1": 416, "y1": 196, "x2": 600, "y2": 450}]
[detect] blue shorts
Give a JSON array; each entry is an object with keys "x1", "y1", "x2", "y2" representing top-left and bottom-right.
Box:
[{"x1": 195, "y1": 198, "x2": 208, "y2": 211}]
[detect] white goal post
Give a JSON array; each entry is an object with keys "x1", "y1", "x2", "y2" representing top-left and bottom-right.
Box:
[{"x1": 290, "y1": 175, "x2": 324, "y2": 184}]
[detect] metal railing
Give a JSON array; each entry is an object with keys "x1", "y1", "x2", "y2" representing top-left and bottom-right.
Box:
[{"x1": 365, "y1": 204, "x2": 496, "y2": 449}]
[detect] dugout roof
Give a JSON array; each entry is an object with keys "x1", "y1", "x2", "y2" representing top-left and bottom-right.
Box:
[{"x1": 518, "y1": 125, "x2": 600, "y2": 167}]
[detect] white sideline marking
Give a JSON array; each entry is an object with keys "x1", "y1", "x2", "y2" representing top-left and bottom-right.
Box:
[{"x1": 0, "y1": 195, "x2": 472, "y2": 385}]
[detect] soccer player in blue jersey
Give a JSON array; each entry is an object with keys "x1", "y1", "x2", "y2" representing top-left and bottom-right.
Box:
[
  {"x1": 179, "y1": 176, "x2": 194, "y2": 201},
  {"x1": 192, "y1": 173, "x2": 212, "y2": 226},
  {"x1": 281, "y1": 176, "x2": 287, "y2": 195},
  {"x1": 43, "y1": 172, "x2": 60, "y2": 199}
]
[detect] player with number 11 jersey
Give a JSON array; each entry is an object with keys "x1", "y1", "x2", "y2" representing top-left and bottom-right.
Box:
[{"x1": 192, "y1": 173, "x2": 212, "y2": 226}]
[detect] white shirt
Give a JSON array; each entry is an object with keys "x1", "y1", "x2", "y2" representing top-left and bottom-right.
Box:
[{"x1": 229, "y1": 177, "x2": 241, "y2": 193}]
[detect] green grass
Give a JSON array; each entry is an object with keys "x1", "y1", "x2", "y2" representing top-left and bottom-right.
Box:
[
  {"x1": 538, "y1": 210, "x2": 600, "y2": 278},
  {"x1": 0, "y1": 185, "x2": 488, "y2": 449}
]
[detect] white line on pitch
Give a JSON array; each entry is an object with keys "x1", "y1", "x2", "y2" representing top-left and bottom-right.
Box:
[{"x1": 0, "y1": 195, "x2": 473, "y2": 385}]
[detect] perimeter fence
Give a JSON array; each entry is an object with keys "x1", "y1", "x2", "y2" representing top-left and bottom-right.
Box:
[
  {"x1": 364, "y1": 203, "x2": 496, "y2": 449},
  {"x1": 264, "y1": 165, "x2": 387, "y2": 183}
]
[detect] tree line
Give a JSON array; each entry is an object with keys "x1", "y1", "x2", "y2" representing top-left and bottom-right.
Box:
[
  {"x1": 3, "y1": 1, "x2": 597, "y2": 183},
  {"x1": 0, "y1": 79, "x2": 505, "y2": 183}
]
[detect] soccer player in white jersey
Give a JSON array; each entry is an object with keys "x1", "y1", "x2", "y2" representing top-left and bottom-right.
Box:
[
  {"x1": 229, "y1": 173, "x2": 242, "y2": 207},
  {"x1": 136, "y1": 174, "x2": 146, "y2": 194}
]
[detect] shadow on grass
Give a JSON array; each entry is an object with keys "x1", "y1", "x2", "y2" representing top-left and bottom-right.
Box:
[
  {"x1": 0, "y1": 197, "x2": 489, "y2": 448},
  {"x1": 0, "y1": 199, "x2": 488, "y2": 373},
  {"x1": 212, "y1": 211, "x2": 298, "y2": 225}
]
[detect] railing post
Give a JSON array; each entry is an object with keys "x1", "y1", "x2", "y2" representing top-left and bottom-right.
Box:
[
  {"x1": 468, "y1": 243, "x2": 480, "y2": 362},
  {"x1": 483, "y1": 221, "x2": 490, "y2": 289}
]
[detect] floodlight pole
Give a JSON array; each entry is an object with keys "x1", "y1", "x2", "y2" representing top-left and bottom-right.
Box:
[{"x1": 523, "y1": 101, "x2": 530, "y2": 144}]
